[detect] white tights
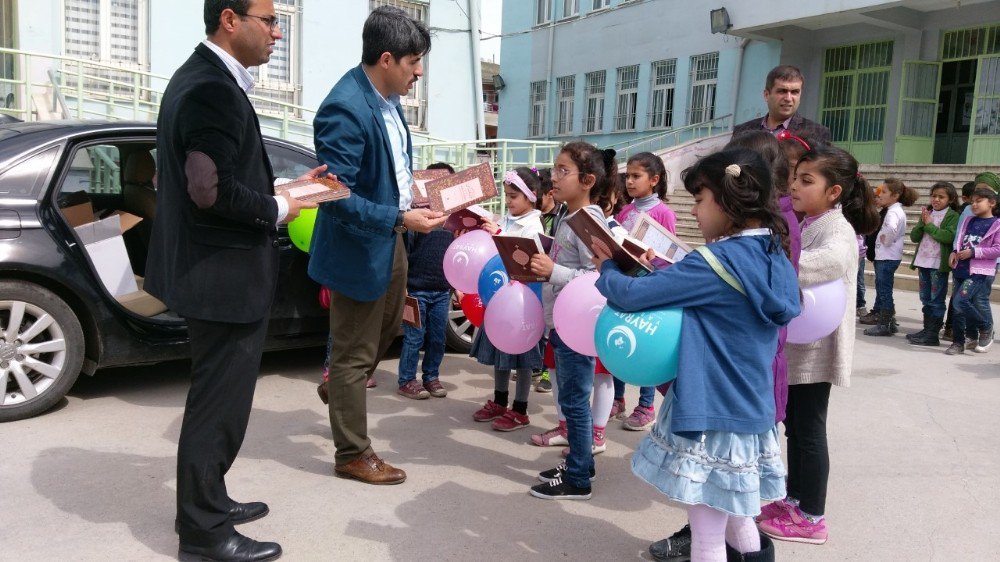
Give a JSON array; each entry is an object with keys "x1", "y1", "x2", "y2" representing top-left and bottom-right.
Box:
[
  {"x1": 687, "y1": 504, "x2": 760, "y2": 561},
  {"x1": 591, "y1": 373, "x2": 614, "y2": 427}
]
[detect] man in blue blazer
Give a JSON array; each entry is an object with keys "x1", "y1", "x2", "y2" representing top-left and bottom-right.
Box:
[{"x1": 310, "y1": 6, "x2": 445, "y2": 485}]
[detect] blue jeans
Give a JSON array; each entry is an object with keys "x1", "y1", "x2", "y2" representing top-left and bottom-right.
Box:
[
  {"x1": 873, "y1": 259, "x2": 900, "y2": 313},
  {"x1": 917, "y1": 267, "x2": 949, "y2": 319},
  {"x1": 397, "y1": 290, "x2": 450, "y2": 386},
  {"x1": 612, "y1": 378, "x2": 655, "y2": 408},
  {"x1": 951, "y1": 274, "x2": 995, "y2": 345},
  {"x1": 856, "y1": 258, "x2": 866, "y2": 309},
  {"x1": 551, "y1": 330, "x2": 595, "y2": 489}
]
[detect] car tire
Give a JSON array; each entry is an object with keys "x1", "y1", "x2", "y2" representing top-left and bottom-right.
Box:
[
  {"x1": 0, "y1": 281, "x2": 85, "y2": 422},
  {"x1": 445, "y1": 291, "x2": 474, "y2": 354}
]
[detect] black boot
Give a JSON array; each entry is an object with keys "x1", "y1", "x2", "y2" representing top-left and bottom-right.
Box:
[
  {"x1": 906, "y1": 314, "x2": 928, "y2": 342},
  {"x1": 726, "y1": 533, "x2": 775, "y2": 562},
  {"x1": 911, "y1": 317, "x2": 942, "y2": 347},
  {"x1": 864, "y1": 310, "x2": 895, "y2": 336},
  {"x1": 889, "y1": 312, "x2": 899, "y2": 334}
]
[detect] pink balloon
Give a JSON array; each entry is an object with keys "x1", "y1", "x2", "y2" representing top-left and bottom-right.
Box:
[
  {"x1": 553, "y1": 272, "x2": 605, "y2": 356},
  {"x1": 443, "y1": 230, "x2": 499, "y2": 293},
  {"x1": 483, "y1": 282, "x2": 545, "y2": 354},
  {"x1": 786, "y1": 279, "x2": 847, "y2": 344}
]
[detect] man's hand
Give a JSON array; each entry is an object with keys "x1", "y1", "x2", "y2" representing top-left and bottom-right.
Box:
[
  {"x1": 403, "y1": 208, "x2": 447, "y2": 233},
  {"x1": 529, "y1": 253, "x2": 555, "y2": 279},
  {"x1": 295, "y1": 164, "x2": 336, "y2": 183},
  {"x1": 281, "y1": 195, "x2": 318, "y2": 223}
]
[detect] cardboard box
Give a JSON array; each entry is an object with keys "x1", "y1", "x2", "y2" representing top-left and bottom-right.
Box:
[{"x1": 73, "y1": 213, "x2": 140, "y2": 297}]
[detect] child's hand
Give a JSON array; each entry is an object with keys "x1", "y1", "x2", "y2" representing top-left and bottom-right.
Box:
[
  {"x1": 957, "y1": 248, "x2": 973, "y2": 260},
  {"x1": 949, "y1": 252, "x2": 959, "y2": 269},
  {"x1": 921, "y1": 208, "x2": 931, "y2": 224},
  {"x1": 590, "y1": 243, "x2": 613, "y2": 268},
  {"x1": 530, "y1": 253, "x2": 554, "y2": 279},
  {"x1": 637, "y1": 248, "x2": 656, "y2": 269},
  {"x1": 480, "y1": 220, "x2": 499, "y2": 235}
]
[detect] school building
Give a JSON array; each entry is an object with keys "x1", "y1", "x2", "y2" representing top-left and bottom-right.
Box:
[{"x1": 499, "y1": 0, "x2": 1000, "y2": 165}]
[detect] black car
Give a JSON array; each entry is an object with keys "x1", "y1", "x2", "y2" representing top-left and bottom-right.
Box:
[{"x1": 0, "y1": 121, "x2": 473, "y2": 422}]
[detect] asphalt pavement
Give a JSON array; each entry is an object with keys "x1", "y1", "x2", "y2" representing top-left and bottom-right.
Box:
[{"x1": 1, "y1": 289, "x2": 998, "y2": 561}]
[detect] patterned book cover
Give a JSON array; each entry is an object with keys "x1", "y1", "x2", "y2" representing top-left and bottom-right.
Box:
[
  {"x1": 443, "y1": 204, "x2": 494, "y2": 233},
  {"x1": 411, "y1": 169, "x2": 451, "y2": 208},
  {"x1": 276, "y1": 177, "x2": 351, "y2": 203},
  {"x1": 493, "y1": 235, "x2": 546, "y2": 282},
  {"x1": 424, "y1": 162, "x2": 498, "y2": 214},
  {"x1": 565, "y1": 210, "x2": 652, "y2": 277},
  {"x1": 630, "y1": 212, "x2": 693, "y2": 263},
  {"x1": 402, "y1": 294, "x2": 421, "y2": 328}
]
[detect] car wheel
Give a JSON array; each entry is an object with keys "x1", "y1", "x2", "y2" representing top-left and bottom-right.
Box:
[
  {"x1": 0, "y1": 281, "x2": 85, "y2": 422},
  {"x1": 445, "y1": 291, "x2": 474, "y2": 353}
]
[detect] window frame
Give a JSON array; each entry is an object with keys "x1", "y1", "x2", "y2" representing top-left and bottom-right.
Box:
[
  {"x1": 648, "y1": 58, "x2": 677, "y2": 130},
  {"x1": 529, "y1": 80, "x2": 549, "y2": 137},
  {"x1": 584, "y1": 70, "x2": 606, "y2": 133},
  {"x1": 614, "y1": 64, "x2": 640, "y2": 131},
  {"x1": 536, "y1": 0, "x2": 552, "y2": 25},
  {"x1": 556, "y1": 75, "x2": 576, "y2": 136},
  {"x1": 688, "y1": 52, "x2": 719, "y2": 125}
]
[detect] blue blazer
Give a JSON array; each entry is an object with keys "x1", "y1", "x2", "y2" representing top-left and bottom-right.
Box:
[{"x1": 308, "y1": 65, "x2": 413, "y2": 302}]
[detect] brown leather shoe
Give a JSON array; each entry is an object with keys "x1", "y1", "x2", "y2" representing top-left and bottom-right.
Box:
[
  {"x1": 335, "y1": 452, "x2": 406, "y2": 485},
  {"x1": 317, "y1": 382, "x2": 328, "y2": 405}
]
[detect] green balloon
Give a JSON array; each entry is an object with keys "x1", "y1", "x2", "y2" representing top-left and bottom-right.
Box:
[{"x1": 287, "y1": 208, "x2": 317, "y2": 252}]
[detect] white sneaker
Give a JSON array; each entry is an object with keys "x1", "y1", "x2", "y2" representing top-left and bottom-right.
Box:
[{"x1": 974, "y1": 330, "x2": 994, "y2": 353}]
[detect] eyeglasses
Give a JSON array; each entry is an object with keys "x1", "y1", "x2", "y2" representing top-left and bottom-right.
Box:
[
  {"x1": 240, "y1": 13, "x2": 280, "y2": 30},
  {"x1": 551, "y1": 166, "x2": 582, "y2": 180}
]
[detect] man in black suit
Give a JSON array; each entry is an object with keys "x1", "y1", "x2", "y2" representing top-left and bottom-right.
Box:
[
  {"x1": 732, "y1": 65, "x2": 832, "y2": 143},
  {"x1": 145, "y1": 1, "x2": 321, "y2": 560}
]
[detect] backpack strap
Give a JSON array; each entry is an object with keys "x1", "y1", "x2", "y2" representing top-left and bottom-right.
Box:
[{"x1": 694, "y1": 245, "x2": 746, "y2": 296}]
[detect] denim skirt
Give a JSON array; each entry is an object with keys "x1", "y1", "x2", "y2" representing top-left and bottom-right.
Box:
[
  {"x1": 469, "y1": 329, "x2": 543, "y2": 371},
  {"x1": 631, "y1": 389, "x2": 786, "y2": 517}
]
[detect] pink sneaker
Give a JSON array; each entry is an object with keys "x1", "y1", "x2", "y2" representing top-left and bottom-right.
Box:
[
  {"x1": 609, "y1": 399, "x2": 626, "y2": 420},
  {"x1": 560, "y1": 429, "x2": 607, "y2": 457},
  {"x1": 758, "y1": 507, "x2": 829, "y2": 545},
  {"x1": 756, "y1": 498, "x2": 794, "y2": 522},
  {"x1": 473, "y1": 400, "x2": 507, "y2": 422},
  {"x1": 492, "y1": 410, "x2": 529, "y2": 431},
  {"x1": 623, "y1": 405, "x2": 655, "y2": 431},
  {"x1": 531, "y1": 423, "x2": 569, "y2": 447}
]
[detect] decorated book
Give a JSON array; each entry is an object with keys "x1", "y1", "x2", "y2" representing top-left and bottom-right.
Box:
[
  {"x1": 443, "y1": 204, "x2": 494, "y2": 233},
  {"x1": 564, "y1": 210, "x2": 652, "y2": 277},
  {"x1": 402, "y1": 294, "x2": 421, "y2": 329},
  {"x1": 276, "y1": 177, "x2": 351, "y2": 203},
  {"x1": 411, "y1": 169, "x2": 451, "y2": 208},
  {"x1": 493, "y1": 235, "x2": 546, "y2": 282},
  {"x1": 424, "y1": 162, "x2": 498, "y2": 214},
  {"x1": 629, "y1": 212, "x2": 693, "y2": 264}
]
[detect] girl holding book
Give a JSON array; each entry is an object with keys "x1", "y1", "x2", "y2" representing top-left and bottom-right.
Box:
[{"x1": 470, "y1": 167, "x2": 545, "y2": 431}]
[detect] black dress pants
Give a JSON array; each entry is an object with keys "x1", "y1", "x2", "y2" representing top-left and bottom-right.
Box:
[
  {"x1": 175, "y1": 315, "x2": 269, "y2": 546},
  {"x1": 784, "y1": 382, "x2": 831, "y2": 516}
]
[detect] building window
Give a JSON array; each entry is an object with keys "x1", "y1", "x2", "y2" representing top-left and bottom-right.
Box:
[
  {"x1": 820, "y1": 41, "x2": 893, "y2": 146},
  {"x1": 536, "y1": 0, "x2": 551, "y2": 25},
  {"x1": 529, "y1": 80, "x2": 548, "y2": 137},
  {"x1": 63, "y1": 0, "x2": 149, "y2": 96},
  {"x1": 563, "y1": 0, "x2": 579, "y2": 17},
  {"x1": 556, "y1": 75, "x2": 575, "y2": 135},
  {"x1": 249, "y1": 0, "x2": 302, "y2": 115},
  {"x1": 370, "y1": 0, "x2": 429, "y2": 130},
  {"x1": 648, "y1": 58, "x2": 676, "y2": 129},
  {"x1": 688, "y1": 52, "x2": 719, "y2": 124},
  {"x1": 613, "y1": 64, "x2": 639, "y2": 131},
  {"x1": 592, "y1": 0, "x2": 611, "y2": 10},
  {"x1": 941, "y1": 25, "x2": 1000, "y2": 61},
  {"x1": 584, "y1": 70, "x2": 606, "y2": 133}
]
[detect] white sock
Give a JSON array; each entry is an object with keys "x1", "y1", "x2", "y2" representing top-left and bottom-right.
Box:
[
  {"x1": 725, "y1": 515, "x2": 760, "y2": 554},
  {"x1": 591, "y1": 373, "x2": 614, "y2": 427},
  {"x1": 688, "y1": 504, "x2": 728, "y2": 562}
]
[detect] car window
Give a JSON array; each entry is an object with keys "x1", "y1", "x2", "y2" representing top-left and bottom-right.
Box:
[
  {"x1": 63, "y1": 144, "x2": 122, "y2": 195},
  {"x1": 0, "y1": 145, "x2": 60, "y2": 197},
  {"x1": 267, "y1": 142, "x2": 317, "y2": 180}
]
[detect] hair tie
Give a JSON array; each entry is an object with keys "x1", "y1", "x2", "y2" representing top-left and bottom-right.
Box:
[
  {"x1": 530, "y1": 167, "x2": 538, "y2": 175},
  {"x1": 725, "y1": 164, "x2": 741, "y2": 178},
  {"x1": 775, "y1": 129, "x2": 811, "y2": 152},
  {"x1": 856, "y1": 171, "x2": 864, "y2": 180},
  {"x1": 503, "y1": 170, "x2": 537, "y2": 203},
  {"x1": 601, "y1": 148, "x2": 617, "y2": 167}
]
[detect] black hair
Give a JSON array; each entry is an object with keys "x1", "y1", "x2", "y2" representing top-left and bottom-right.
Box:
[
  {"x1": 765, "y1": 65, "x2": 805, "y2": 90},
  {"x1": 796, "y1": 145, "x2": 881, "y2": 235},
  {"x1": 559, "y1": 142, "x2": 620, "y2": 208},
  {"x1": 505, "y1": 166, "x2": 542, "y2": 198},
  {"x1": 682, "y1": 147, "x2": 789, "y2": 256},
  {"x1": 929, "y1": 181, "x2": 959, "y2": 212},
  {"x1": 426, "y1": 161, "x2": 455, "y2": 174},
  {"x1": 204, "y1": 0, "x2": 250, "y2": 35},
  {"x1": 962, "y1": 181, "x2": 977, "y2": 198},
  {"x1": 362, "y1": 6, "x2": 431, "y2": 66},
  {"x1": 726, "y1": 130, "x2": 790, "y2": 196},
  {"x1": 626, "y1": 152, "x2": 669, "y2": 201},
  {"x1": 882, "y1": 177, "x2": 919, "y2": 206},
  {"x1": 971, "y1": 187, "x2": 1000, "y2": 216}
]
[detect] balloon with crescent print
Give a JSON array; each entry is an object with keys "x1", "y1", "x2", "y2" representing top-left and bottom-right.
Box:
[{"x1": 594, "y1": 305, "x2": 682, "y2": 386}]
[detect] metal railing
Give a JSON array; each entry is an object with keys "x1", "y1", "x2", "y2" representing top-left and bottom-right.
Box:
[{"x1": 607, "y1": 113, "x2": 733, "y2": 160}]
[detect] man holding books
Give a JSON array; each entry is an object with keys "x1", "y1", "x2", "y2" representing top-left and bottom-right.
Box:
[{"x1": 308, "y1": 6, "x2": 445, "y2": 485}]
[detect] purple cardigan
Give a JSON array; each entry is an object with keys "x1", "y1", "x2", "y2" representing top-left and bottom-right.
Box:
[
  {"x1": 954, "y1": 215, "x2": 1000, "y2": 276},
  {"x1": 773, "y1": 196, "x2": 801, "y2": 423}
]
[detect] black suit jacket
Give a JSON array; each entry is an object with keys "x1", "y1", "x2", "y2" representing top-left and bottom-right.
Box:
[
  {"x1": 732, "y1": 113, "x2": 832, "y2": 145},
  {"x1": 145, "y1": 43, "x2": 279, "y2": 323}
]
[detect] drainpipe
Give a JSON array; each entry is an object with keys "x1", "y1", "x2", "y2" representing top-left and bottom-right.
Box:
[
  {"x1": 545, "y1": 11, "x2": 555, "y2": 141},
  {"x1": 730, "y1": 38, "x2": 751, "y2": 128},
  {"x1": 469, "y1": 0, "x2": 485, "y2": 140}
]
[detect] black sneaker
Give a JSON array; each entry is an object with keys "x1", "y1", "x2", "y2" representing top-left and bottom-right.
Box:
[
  {"x1": 537, "y1": 462, "x2": 596, "y2": 483},
  {"x1": 529, "y1": 478, "x2": 592, "y2": 500},
  {"x1": 945, "y1": 342, "x2": 964, "y2": 355},
  {"x1": 534, "y1": 375, "x2": 552, "y2": 393},
  {"x1": 648, "y1": 524, "x2": 692, "y2": 561}
]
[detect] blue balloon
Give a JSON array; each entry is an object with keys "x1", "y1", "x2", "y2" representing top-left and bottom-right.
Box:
[
  {"x1": 477, "y1": 254, "x2": 509, "y2": 306},
  {"x1": 594, "y1": 305, "x2": 682, "y2": 386},
  {"x1": 528, "y1": 282, "x2": 543, "y2": 305}
]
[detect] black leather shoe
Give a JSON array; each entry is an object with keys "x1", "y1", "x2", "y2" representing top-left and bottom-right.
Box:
[
  {"x1": 229, "y1": 501, "x2": 269, "y2": 525},
  {"x1": 178, "y1": 531, "x2": 281, "y2": 562}
]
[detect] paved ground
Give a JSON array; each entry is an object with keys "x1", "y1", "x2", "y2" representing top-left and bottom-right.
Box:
[{"x1": 2, "y1": 289, "x2": 998, "y2": 561}]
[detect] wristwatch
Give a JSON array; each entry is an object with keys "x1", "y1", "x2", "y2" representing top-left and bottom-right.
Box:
[{"x1": 393, "y1": 210, "x2": 407, "y2": 234}]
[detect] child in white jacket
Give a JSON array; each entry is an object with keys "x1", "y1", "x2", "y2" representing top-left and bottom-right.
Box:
[{"x1": 865, "y1": 178, "x2": 918, "y2": 337}]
